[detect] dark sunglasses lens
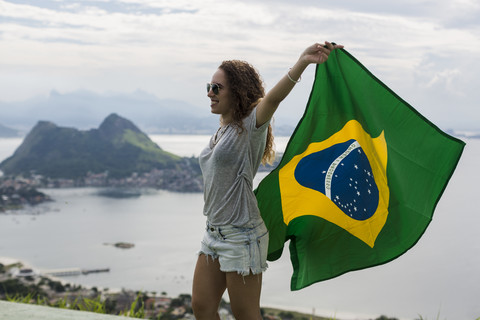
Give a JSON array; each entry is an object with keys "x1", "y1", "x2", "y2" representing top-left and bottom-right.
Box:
[
  {"x1": 212, "y1": 84, "x2": 219, "y2": 94},
  {"x1": 207, "y1": 83, "x2": 219, "y2": 94}
]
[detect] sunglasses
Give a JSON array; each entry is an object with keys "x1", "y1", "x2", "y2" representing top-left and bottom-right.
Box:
[{"x1": 206, "y1": 83, "x2": 222, "y2": 95}]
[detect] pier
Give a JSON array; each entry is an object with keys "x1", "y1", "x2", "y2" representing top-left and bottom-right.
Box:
[{"x1": 42, "y1": 268, "x2": 110, "y2": 277}]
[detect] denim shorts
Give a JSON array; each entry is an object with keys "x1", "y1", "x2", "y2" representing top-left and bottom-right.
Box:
[{"x1": 199, "y1": 220, "x2": 269, "y2": 276}]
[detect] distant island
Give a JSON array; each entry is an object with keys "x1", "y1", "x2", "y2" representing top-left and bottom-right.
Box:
[
  {"x1": 0, "y1": 178, "x2": 51, "y2": 212},
  {"x1": 0, "y1": 114, "x2": 203, "y2": 193},
  {"x1": 103, "y1": 242, "x2": 135, "y2": 249}
]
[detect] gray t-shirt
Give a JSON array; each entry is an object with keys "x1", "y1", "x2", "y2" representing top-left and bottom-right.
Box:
[{"x1": 199, "y1": 107, "x2": 270, "y2": 226}]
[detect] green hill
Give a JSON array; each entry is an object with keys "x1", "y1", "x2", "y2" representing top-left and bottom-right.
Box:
[{"x1": 0, "y1": 114, "x2": 183, "y2": 179}]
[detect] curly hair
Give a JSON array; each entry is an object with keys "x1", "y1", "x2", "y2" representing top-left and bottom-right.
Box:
[{"x1": 219, "y1": 60, "x2": 275, "y2": 165}]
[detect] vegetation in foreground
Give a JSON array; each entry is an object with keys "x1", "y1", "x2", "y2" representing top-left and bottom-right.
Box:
[{"x1": 2, "y1": 263, "x2": 471, "y2": 320}]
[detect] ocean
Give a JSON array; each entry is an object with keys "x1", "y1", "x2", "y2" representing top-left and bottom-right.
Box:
[{"x1": 0, "y1": 135, "x2": 478, "y2": 320}]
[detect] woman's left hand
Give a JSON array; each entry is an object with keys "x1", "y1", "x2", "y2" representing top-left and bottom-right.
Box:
[
  {"x1": 256, "y1": 41, "x2": 344, "y2": 127},
  {"x1": 300, "y1": 41, "x2": 344, "y2": 65}
]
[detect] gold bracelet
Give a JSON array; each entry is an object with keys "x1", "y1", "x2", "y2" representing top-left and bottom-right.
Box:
[{"x1": 287, "y1": 69, "x2": 301, "y2": 84}]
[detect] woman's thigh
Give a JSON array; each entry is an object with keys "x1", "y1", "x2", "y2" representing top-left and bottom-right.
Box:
[
  {"x1": 226, "y1": 271, "x2": 263, "y2": 320},
  {"x1": 192, "y1": 254, "x2": 226, "y2": 316}
]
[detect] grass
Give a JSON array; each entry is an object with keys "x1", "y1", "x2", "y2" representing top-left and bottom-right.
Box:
[
  {"x1": 5, "y1": 290, "x2": 479, "y2": 320},
  {"x1": 6, "y1": 291, "x2": 146, "y2": 318}
]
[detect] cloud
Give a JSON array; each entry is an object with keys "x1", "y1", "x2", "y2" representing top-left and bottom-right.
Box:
[
  {"x1": 407, "y1": 50, "x2": 480, "y2": 129},
  {"x1": 0, "y1": 0, "x2": 479, "y2": 129}
]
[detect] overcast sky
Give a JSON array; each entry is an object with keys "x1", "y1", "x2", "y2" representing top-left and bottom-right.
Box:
[{"x1": 1, "y1": 0, "x2": 479, "y2": 131}]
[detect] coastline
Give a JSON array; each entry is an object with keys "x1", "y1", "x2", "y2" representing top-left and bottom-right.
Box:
[
  {"x1": 0, "y1": 256, "x2": 185, "y2": 319},
  {"x1": 0, "y1": 256, "x2": 122, "y2": 292},
  {"x1": 0, "y1": 256, "x2": 347, "y2": 320}
]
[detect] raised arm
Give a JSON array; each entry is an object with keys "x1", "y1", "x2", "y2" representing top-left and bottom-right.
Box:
[{"x1": 256, "y1": 41, "x2": 343, "y2": 128}]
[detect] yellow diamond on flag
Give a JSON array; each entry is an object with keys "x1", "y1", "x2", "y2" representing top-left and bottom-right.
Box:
[{"x1": 279, "y1": 120, "x2": 389, "y2": 248}]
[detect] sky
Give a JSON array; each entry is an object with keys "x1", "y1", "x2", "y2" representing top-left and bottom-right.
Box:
[{"x1": 1, "y1": 0, "x2": 479, "y2": 131}]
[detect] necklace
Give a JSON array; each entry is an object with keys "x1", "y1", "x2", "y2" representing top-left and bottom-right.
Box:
[{"x1": 211, "y1": 124, "x2": 230, "y2": 148}]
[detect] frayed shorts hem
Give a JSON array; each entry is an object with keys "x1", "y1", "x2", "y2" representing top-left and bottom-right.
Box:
[
  {"x1": 197, "y1": 220, "x2": 269, "y2": 276},
  {"x1": 197, "y1": 251, "x2": 268, "y2": 276}
]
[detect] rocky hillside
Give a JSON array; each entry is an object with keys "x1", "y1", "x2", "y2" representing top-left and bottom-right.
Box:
[{"x1": 0, "y1": 114, "x2": 189, "y2": 180}]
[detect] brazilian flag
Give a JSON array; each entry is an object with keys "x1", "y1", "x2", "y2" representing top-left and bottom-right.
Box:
[{"x1": 254, "y1": 48, "x2": 465, "y2": 291}]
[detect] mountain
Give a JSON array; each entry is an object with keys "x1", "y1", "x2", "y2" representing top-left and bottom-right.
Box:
[
  {"x1": 0, "y1": 114, "x2": 186, "y2": 179},
  {"x1": 0, "y1": 89, "x2": 296, "y2": 136},
  {"x1": 0, "y1": 89, "x2": 219, "y2": 134},
  {"x1": 0, "y1": 123, "x2": 20, "y2": 137}
]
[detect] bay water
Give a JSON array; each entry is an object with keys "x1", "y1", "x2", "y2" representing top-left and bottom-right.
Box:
[{"x1": 0, "y1": 135, "x2": 478, "y2": 320}]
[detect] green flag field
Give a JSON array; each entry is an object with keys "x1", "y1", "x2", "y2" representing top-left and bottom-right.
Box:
[{"x1": 255, "y1": 49, "x2": 465, "y2": 291}]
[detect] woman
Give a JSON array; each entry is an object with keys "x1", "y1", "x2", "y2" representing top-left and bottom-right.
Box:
[{"x1": 192, "y1": 41, "x2": 343, "y2": 320}]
